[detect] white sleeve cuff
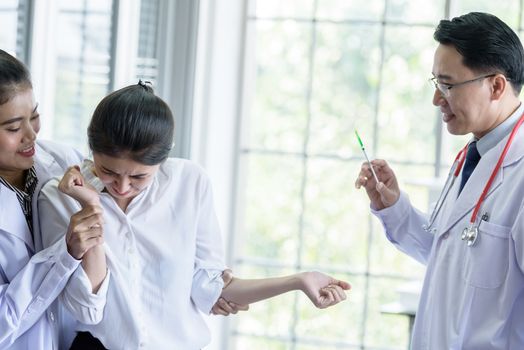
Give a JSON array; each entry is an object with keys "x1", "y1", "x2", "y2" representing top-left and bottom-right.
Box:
[
  {"x1": 371, "y1": 192, "x2": 411, "y2": 223},
  {"x1": 68, "y1": 266, "x2": 111, "y2": 308},
  {"x1": 191, "y1": 268, "x2": 224, "y2": 313},
  {"x1": 61, "y1": 266, "x2": 110, "y2": 325}
]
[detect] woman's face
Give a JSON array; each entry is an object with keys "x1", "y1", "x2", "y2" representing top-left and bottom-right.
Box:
[
  {"x1": 0, "y1": 89, "x2": 40, "y2": 184},
  {"x1": 92, "y1": 152, "x2": 160, "y2": 208}
]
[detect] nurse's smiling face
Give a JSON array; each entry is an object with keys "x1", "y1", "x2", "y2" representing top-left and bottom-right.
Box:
[
  {"x1": 0, "y1": 89, "x2": 40, "y2": 187},
  {"x1": 92, "y1": 153, "x2": 160, "y2": 210},
  {"x1": 431, "y1": 44, "x2": 507, "y2": 139}
]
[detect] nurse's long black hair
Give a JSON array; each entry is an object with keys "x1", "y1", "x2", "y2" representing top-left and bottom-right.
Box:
[
  {"x1": 0, "y1": 49, "x2": 32, "y2": 105},
  {"x1": 87, "y1": 81, "x2": 175, "y2": 165}
]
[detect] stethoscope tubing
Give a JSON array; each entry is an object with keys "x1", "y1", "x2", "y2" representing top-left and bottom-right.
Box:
[
  {"x1": 424, "y1": 111, "x2": 524, "y2": 238},
  {"x1": 468, "y1": 113, "x2": 524, "y2": 227},
  {"x1": 424, "y1": 145, "x2": 467, "y2": 232}
]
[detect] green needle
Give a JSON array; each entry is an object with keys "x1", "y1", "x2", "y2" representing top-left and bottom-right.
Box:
[
  {"x1": 355, "y1": 129, "x2": 365, "y2": 149},
  {"x1": 354, "y1": 129, "x2": 380, "y2": 184}
]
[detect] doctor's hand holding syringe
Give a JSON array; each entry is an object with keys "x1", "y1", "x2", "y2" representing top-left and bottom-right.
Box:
[
  {"x1": 353, "y1": 131, "x2": 400, "y2": 210},
  {"x1": 355, "y1": 159, "x2": 400, "y2": 210}
]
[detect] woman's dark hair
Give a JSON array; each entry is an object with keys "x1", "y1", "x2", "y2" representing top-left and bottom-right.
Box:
[
  {"x1": 88, "y1": 82, "x2": 175, "y2": 165},
  {"x1": 434, "y1": 12, "x2": 524, "y2": 94},
  {"x1": 0, "y1": 49, "x2": 32, "y2": 105}
]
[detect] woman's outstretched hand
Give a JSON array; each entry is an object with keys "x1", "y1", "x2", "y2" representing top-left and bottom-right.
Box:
[{"x1": 299, "y1": 271, "x2": 351, "y2": 309}]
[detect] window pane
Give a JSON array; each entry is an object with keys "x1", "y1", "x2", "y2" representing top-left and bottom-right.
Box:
[
  {"x1": 53, "y1": 0, "x2": 113, "y2": 151},
  {"x1": 249, "y1": 0, "x2": 315, "y2": 18},
  {"x1": 136, "y1": 0, "x2": 159, "y2": 84},
  {"x1": 0, "y1": 12, "x2": 18, "y2": 53},
  {"x1": 243, "y1": 20, "x2": 312, "y2": 153},
  {"x1": 378, "y1": 26, "x2": 436, "y2": 163},
  {"x1": 236, "y1": 292, "x2": 295, "y2": 338},
  {"x1": 302, "y1": 159, "x2": 369, "y2": 272},
  {"x1": 453, "y1": 0, "x2": 520, "y2": 27},
  {"x1": 316, "y1": 0, "x2": 384, "y2": 22},
  {"x1": 237, "y1": 153, "x2": 303, "y2": 264},
  {"x1": 386, "y1": 0, "x2": 446, "y2": 23},
  {"x1": 234, "y1": 335, "x2": 289, "y2": 350},
  {"x1": 295, "y1": 275, "x2": 365, "y2": 345},
  {"x1": 364, "y1": 277, "x2": 413, "y2": 348},
  {"x1": 0, "y1": 0, "x2": 26, "y2": 57},
  {"x1": 60, "y1": 0, "x2": 110, "y2": 13},
  {"x1": 0, "y1": 0, "x2": 18, "y2": 7},
  {"x1": 234, "y1": 265, "x2": 298, "y2": 341},
  {"x1": 308, "y1": 23, "x2": 381, "y2": 158}
]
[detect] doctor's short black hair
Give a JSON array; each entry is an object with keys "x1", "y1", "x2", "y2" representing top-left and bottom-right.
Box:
[
  {"x1": 0, "y1": 49, "x2": 32, "y2": 105},
  {"x1": 434, "y1": 12, "x2": 524, "y2": 94},
  {"x1": 87, "y1": 81, "x2": 175, "y2": 165}
]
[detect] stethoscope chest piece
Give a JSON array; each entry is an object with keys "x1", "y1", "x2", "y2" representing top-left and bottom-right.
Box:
[
  {"x1": 461, "y1": 226, "x2": 479, "y2": 246},
  {"x1": 425, "y1": 111, "x2": 524, "y2": 246}
]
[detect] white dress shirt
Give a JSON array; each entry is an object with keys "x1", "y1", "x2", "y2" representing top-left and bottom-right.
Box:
[
  {"x1": 373, "y1": 103, "x2": 524, "y2": 349},
  {"x1": 0, "y1": 140, "x2": 83, "y2": 350},
  {"x1": 39, "y1": 158, "x2": 226, "y2": 350}
]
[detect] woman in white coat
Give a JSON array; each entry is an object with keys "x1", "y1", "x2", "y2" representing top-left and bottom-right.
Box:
[
  {"x1": 0, "y1": 49, "x2": 108, "y2": 349},
  {"x1": 39, "y1": 82, "x2": 351, "y2": 350}
]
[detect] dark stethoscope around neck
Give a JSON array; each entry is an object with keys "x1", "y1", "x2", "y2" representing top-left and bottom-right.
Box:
[{"x1": 423, "y1": 112, "x2": 524, "y2": 246}]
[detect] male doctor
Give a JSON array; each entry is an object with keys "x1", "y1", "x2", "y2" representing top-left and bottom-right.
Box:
[{"x1": 356, "y1": 12, "x2": 524, "y2": 349}]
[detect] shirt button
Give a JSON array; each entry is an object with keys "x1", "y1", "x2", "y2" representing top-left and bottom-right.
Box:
[
  {"x1": 442, "y1": 232, "x2": 450, "y2": 239},
  {"x1": 49, "y1": 312, "x2": 55, "y2": 322}
]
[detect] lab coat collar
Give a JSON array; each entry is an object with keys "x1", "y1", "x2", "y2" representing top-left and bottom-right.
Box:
[
  {"x1": 31, "y1": 144, "x2": 62, "y2": 252},
  {"x1": 440, "y1": 124, "x2": 524, "y2": 234},
  {"x1": 0, "y1": 146, "x2": 57, "y2": 252},
  {"x1": 0, "y1": 144, "x2": 63, "y2": 252},
  {"x1": 0, "y1": 184, "x2": 34, "y2": 250},
  {"x1": 33, "y1": 143, "x2": 57, "y2": 183}
]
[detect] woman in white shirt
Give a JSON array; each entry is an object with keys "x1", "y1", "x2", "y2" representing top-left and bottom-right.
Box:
[
  {"x1": 0, "y1": 49, "x2": 107, "y2": 350},
  {"x1": 38, "y1": 82, "x2": 351, "y2": 350}
]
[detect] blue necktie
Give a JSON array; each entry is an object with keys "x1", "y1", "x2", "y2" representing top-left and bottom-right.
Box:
[{"x1": 459, "y1": 141, "x2": 481, "y2": 193}]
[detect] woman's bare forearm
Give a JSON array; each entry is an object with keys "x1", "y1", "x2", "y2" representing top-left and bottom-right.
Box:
[
  {"x1": 220, "y1": 274, "x2": 303, "y2": 305},
  {"x1": 81, "y1": 244, "x2": 106, "y2": 293}
]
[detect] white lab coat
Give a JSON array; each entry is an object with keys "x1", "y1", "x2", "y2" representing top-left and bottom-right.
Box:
[
  {"x1": 0, "y1": 140, "x2": 82, "y2": 350},
  {"x1": 374, "y1": 121, "x2": 524, "y2": 348}
]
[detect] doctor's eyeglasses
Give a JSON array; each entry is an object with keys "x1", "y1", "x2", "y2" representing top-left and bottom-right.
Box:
[{"x1": 429, "y1": 74, "x2": 496, "y2": 97}]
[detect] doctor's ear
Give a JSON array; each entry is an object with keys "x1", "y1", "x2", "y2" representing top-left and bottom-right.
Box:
[{"x1": 490, "y1": 74, "x2": 509, "y2": 100}]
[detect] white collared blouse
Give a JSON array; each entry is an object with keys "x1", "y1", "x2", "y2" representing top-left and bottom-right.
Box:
[{"x1": 39, "y1": 158, "x2": 226, "y2": 350}]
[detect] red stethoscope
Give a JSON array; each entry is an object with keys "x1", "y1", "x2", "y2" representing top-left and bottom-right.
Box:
[{"x1": 423, "y1": 112, "x2": 524, "y2": 246}]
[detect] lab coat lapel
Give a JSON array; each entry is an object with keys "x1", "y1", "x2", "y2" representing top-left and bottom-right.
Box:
[
  {"x1": 0, "y1": 144, "x2": 58, "y2": 252},
  {"x1": 33, "y1": 144, "x2": 57, "y2": 209},
  {"x1": 440, "y1": 127, "x2": 524, "y2": 233},
  {"x1": 32, "y1": 145, "x2": 60, "y2": 252},
  {"x1": 499, "y1": 124, "x2": 524, "y2": 169},
  {"x1": 0, "y1": 185, "x2": 34, "y2": 251}
]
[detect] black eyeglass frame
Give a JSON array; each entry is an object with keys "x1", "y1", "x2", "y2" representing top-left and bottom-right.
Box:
[{"x1": 429, "y1": 73, "x2": 500, "y2": 96}]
